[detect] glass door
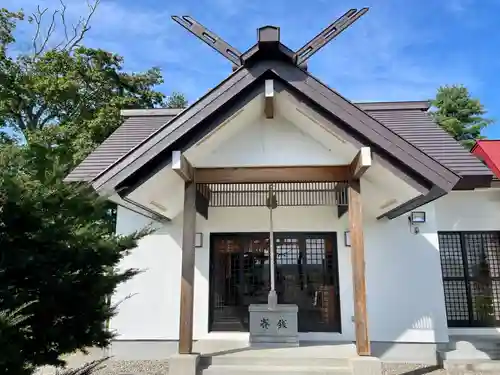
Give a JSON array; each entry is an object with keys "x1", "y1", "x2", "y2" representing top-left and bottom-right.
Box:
[{"x1": 209, "y1": 232, "x2": 341, "y2": 333}]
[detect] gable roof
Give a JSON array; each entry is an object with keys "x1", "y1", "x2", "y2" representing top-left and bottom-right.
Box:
[
  {"x1": 66, "y1": 102, "x2": 491, "y2": 187},
  {"x1": 471, "y1": 140, "x2": 500, "y2": 179},
  {"x1": 65, "y1": 40, "x2": 494, "y2": 220},
  {"x1": 82, "y1": 58, "x2": 458, "y2": 194}
]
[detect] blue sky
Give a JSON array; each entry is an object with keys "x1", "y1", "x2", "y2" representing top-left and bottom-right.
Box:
[{"x1": 5, "y1": 0, "x2": 500, "y2": 138}]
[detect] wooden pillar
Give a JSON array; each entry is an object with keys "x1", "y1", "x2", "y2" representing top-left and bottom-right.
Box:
[
  {"x1": 348, "y1": 178, "x2": 370, "y2": 356},
  {"x1": 178, "y1": 180, "x2": 197, "y2": 354}
]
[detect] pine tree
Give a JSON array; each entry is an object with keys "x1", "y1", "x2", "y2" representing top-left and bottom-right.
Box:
[{"x1": 430, "y1": 85, "x2": 493, "y2": 149}]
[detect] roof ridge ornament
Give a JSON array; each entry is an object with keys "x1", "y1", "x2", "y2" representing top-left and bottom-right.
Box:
[
  {"x1": 294, "y1": 8, "x2": 369, "y2": 66},
  {"x1": 171, "y1": 9, "x2": 369, "y2": 68},
  {"x1": 171, "y1": 15, "x2": 243, "y2": 67}
]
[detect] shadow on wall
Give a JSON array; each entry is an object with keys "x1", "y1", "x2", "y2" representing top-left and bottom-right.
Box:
[
  {"x1": 112, "y1": 202, "x2": 448, "y2": 363},
  {"x1": 363, "y1": 208, "x2": 448, "y2": 362}
]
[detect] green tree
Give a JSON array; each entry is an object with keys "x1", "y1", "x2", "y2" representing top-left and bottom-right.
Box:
[
  {"x1": 0, "y1": 3, "x2": 187, "y2": 171},
  {"x1": 166, "y1": 92, "x2": 189, "y2": 109},
  {"x1": 0, "y1": 2, "x2": 182, "y2": 373},
  {"x1": 430, "y1": 84, "x2": 493, "y2": 149},
  {"x1": 0, "y1": 140, "x2": 147, "y2": 374},
  {"x1": 0, "y1": 303, "x2": 33, "y2": 374}
]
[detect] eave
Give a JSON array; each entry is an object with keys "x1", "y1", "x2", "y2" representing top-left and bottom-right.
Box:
[{"x1": 87, "y1": 50, "x2": 461, "y2": 220}]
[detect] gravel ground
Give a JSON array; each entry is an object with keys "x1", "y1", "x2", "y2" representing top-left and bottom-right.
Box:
[
  {"x1": 38, "y1": 360, "x2": 496, "y2": 375},
  {"x1": 381, "y1": 362, "x2": 493, "y2": 375},
  {"x1": 92, "y1": 361, "x2": 491, "y2": 375},
  {"x1": 93, "y1": 360, "x2": 169, "y2": 375},
  {"x1": 382, "y1": 363, "x2": 445, "y2": 374}
]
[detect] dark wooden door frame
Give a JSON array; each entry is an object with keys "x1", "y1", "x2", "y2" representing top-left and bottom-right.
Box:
[{"x1": 208, "y1": 231, "x2": 342, "y2": 333}]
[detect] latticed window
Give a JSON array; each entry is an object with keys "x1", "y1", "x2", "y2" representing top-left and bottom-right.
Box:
[
  {"x1": 210, "y1": 232, "x2": 341, "y2": 333},
  {"x1": 439, "y1": 231, "x2": 500, "y2": 327}
]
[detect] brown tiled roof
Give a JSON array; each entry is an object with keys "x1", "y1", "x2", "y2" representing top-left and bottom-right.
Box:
[
  {"x1": 367, "y1": 108, "x2": 491, "y2": 177},
  {"x1": 65, "y1": 102, "x2": 490, "y2": 183},
  {"x1": 65, "y1": 110, "x2": 181, "y2": 182}
]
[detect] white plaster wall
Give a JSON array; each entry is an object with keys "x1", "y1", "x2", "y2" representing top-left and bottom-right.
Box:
[
  {"x1": 112, "y1": 188, "x2": 449, "y2": 344},
  {"x1": 361, "y1": 181, "x2": 448, "y2": 343},
  {"x1": 435, "y1": 190, "x2": 500, "y2": 231},
  {"x1": 112, "y1": 206, "x2": 183, "y2": 340},
  {"x1": 198, "y1": 115, "x2": 351, "y2": 168},
  {"x1": 110, "y1": 111, "x2": 452, "y2": 344}
]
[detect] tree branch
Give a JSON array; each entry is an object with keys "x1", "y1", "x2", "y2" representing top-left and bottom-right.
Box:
[
  {"x1": 60, "y1": 0, "x2": 68, "y2": 42},
  {"x1": 61, "y1": 0, "x2": 100, "y2": 51},
  {"x1": 30, "y1": 0, "x2": 101, "y2": 55},
  {"x1": 35, "y1": 10, "x2": 59, "y2": 56},
  {"x1": 31, "y1": 6, "x2": 48, "y2": 55},
  {"x1": 10, "y1": 110, "x2": 26, "y2": 132},
  {"x1": 53, "y1": 1, "x2": 68, "y2": 51},
  {"x1": 32, "y1": 104, "x2": 48, "y2": 128},
  {"x1": 39, "y1": 112, "x2": 59, "y2": 128}
]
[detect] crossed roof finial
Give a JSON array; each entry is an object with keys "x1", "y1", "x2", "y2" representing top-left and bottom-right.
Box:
[{"x1": 172, "y1": 8, "x2": 369, "y2": 69}]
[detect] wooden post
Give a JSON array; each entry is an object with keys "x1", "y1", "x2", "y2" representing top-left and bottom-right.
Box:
[
  {"x1": 350, "y1": 147, "x2": 371, "y2": 180},
  {"x1": 178, "y1": 180, "x2": 197, "y2": 354},
  {"x1": 348, "y1": 178, "x2": 370, "y2": 356},
  {"x1": 264, "y1": 79, "x2": 274, "y2": 119},
  {"x1": 173, "y1": 150, "x2": 194, "y2": 182}
]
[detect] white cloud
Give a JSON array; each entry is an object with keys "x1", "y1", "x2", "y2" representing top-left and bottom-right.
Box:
[
  {"x1": 303, "y1": 2, "x2": 481, "y2": 102},
  {"x1": 3, "y1": 0, "x2": 482, "y2": 103}
]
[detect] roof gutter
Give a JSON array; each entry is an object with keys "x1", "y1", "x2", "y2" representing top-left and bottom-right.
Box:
[
  {"x1": 377, "y1": 186, "x2": 445, "y2": 220},
  {"x1": 118, "y1": 192, "x2": 171, "y2": 222}
]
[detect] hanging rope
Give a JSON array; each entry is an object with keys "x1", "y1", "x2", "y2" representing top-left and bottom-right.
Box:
[{"x1": 266, "y1": 184, "x2": 278, "y2": 309}]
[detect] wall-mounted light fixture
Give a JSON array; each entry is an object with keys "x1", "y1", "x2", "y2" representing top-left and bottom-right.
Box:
[
  {"x1": 409, "y1": 211, "x2": 426, "y2": 224},
  {"x1": 344, "y1": 231, "x2": 351, "y2": 247},
  {"x1": 195, "y1": 232, "x2": 203, "y2": 248},
  {"x1": 408, "y1": 211, "x2": 426, "y2": 234}
]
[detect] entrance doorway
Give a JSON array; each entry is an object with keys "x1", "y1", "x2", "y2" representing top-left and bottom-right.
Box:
[{"x1": 209, "y1": 232, "x2": 341, "y2": 333}]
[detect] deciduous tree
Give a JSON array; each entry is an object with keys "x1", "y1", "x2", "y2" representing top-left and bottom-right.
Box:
[
  {"x1": 0, "y1": 2, "x2": 183, "y2": 373},
  {"x1": 1, "y1": 2, "x2": 187, "y2": 171}
]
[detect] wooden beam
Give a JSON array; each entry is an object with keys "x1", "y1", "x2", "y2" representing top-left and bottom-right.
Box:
[
  {"x1": 178, "y1": 181, "x2": 197, "y2": 354},
  {"x1": 171, "y1": 16, "x2": 242, "y2": 66},
  {"x1": 264, "y1": 79, "x2": 274, "y2": 119},
  {"x1": 335, "y1": 183, "x2": 348, "y2": 218},
  {"x1": 172, "y1": 150, "x2": 194, "y2": 182},
  {"x1": 196, "y1": 165, "x2": 350, "y2": 184},
  {"x1": 350, "y1": 147, "x2": 371, "y2": 180},
  {"x1": 338, "y1": 205, "x2": 348, "y2": 218},
  {"x1": 348, "y1": 179, "x2": 370, "y2": 356},
  {"x1": 294, "y1": 8, "x2": 369, "y2": 66},
  {"x1": 195, "y1": 184, "x2": 211, "y2": 220}
]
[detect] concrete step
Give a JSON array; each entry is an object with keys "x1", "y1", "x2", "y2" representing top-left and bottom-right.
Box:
[
  {"x1": 439, "y1": 349, "x2": 500, "y2": 361},
  {"x1": 201, "y1": 364, "x2": 352, "y2": 375},
  {"x1": 453, "y1": 340, "x2": 500, "y2": 351},
  {"x1": 444, "y1": 359, "x2": 500, "y2": 373},
  {"x1": 200, "y1": 355, "x2": 350, "y2": 367},
  {"x1": 196, "y1": 341, "x2": 358, "y2": 375},
  {"x1": 439, "y1": 336, "x2": 500, "y2": 361}
]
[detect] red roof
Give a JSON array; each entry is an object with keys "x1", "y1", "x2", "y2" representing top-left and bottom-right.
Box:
[{"x1": 471, "y1": 140, "x2": 500, "y2": 178}]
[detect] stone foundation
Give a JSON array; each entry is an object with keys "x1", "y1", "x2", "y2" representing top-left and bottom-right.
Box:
[
  {"x1": 249, "y1": 304, "x2": 298, "y2": 346},
  {"x1": 168, "y1": 353, "x2": 199, "y2": 375}
]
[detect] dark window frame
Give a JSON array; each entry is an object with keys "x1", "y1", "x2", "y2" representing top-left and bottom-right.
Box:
[
  {"x1": 439, "y1": 231, "x2": 500, "y2": 328},
  {"x1": 208, "y1": 232, "x2": 342, "y2": 333}
]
